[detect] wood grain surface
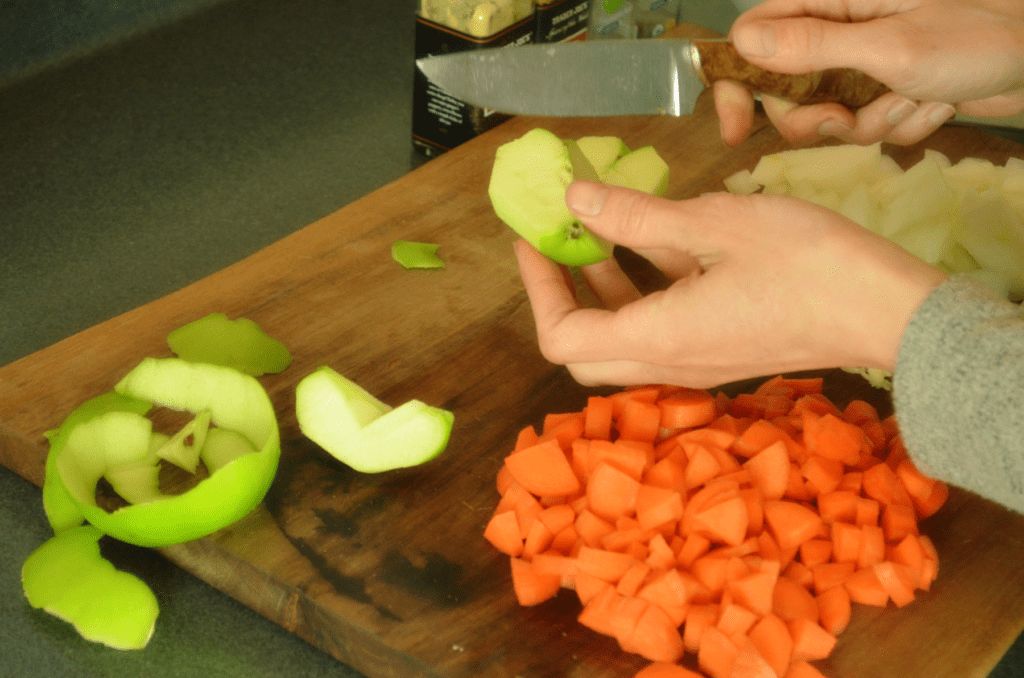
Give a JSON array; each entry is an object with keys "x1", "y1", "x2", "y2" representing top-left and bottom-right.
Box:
[{"x1": 3, "y1": 24, "x2": 1024, "y2": 678}]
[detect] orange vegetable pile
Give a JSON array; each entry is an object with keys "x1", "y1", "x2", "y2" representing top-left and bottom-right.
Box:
[{"x1": 484, "y1": 376, "x2": 949, "y2": 678}]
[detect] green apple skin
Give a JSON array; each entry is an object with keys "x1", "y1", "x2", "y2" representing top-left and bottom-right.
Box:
[
  {"x1": 295, "y1": 366, "x2": 454, "y2": 473},
  {"x1": 22, "y1": 525, "x2": 159, "y2": 650},
  {"x1": 489, "y1": 128, "x2": 613, "y2": 266}
]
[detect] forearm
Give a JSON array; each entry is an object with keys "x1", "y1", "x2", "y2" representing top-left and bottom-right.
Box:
[{"x1": 892, "y1": 275, "x2": 1024, "y2": 514}]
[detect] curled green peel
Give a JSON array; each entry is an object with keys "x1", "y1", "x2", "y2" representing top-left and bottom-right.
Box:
[
  {"x1": 22, "y1": 526, "x2": 159, "y2": 650},
  {"x1": 49, "y1": 358, "x2": 280, "y2": 547}
]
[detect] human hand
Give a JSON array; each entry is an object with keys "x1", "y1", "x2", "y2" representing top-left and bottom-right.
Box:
[
  {"x1": 715, "y1": 0, "x2": 1024, "y2": 147},
  {"x1": 514, "y1": 181, "x2": 947, "y2": 388}
]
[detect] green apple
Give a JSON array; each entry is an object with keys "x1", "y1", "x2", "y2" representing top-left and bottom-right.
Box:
[
  {"x1": 576, "y1": 135, "x2": 629, "y2": 177},
  {"x1": 603, "y1": 145, "x2": 670, "y2": 197},
  {"x1": 489, "y1": 127, "x2": 614, "y2": 266},
  {"x1": 392, "y1": 240, "x2": 445, "y2": 269},
  {"x1": 22, "y1": 525, "x2": 159, "y2": 650},
  {"x1": 295, "y1": 366, "x2": 454, "y2": 473}
]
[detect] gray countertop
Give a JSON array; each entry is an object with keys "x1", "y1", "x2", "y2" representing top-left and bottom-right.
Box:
[{"x1": 1, "y1": 1, "x2": 1021, "y2": 676}]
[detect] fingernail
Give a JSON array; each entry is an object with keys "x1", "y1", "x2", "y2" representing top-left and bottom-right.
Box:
[
  {"x1": 566, "y1": 181, "x2": 609, "y2": 217},
  {"x1": 732, "y1": 23, "x2": 777, "y2": 58},
  {"x1": 886, "y1": 98, "x2": 918, "y2": 126},
  {"x1": 924, "y1": 102, "x2": 957, "y2": 126},
  {"x1": 818, "y1": 118, "x2": 853, "y2": 138}
]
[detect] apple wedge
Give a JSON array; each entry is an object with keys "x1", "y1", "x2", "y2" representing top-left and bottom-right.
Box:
[{"x1": 295, "y1": 366, "x2": 454, "y2": 473}]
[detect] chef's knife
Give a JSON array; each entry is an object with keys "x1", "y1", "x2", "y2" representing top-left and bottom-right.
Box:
[{"x1": 415, "y1": 38, "x2": 890, "y2": 117}]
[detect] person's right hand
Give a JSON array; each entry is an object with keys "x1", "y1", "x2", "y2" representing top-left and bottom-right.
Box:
[{"x1": 715, "y1": 0, "x2": 1024, "y2": 147}]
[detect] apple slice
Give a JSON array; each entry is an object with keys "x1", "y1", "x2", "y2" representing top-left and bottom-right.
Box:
[
  {"x1": 489, "y1": 127, "x2": 613, "y2": 266},
  {"x1": 602, "y1": 145, "x2": 671, "y2": 196},
  {"x1": 295, "y1": 366, "x2": 454, "y2": 473},
  {"x1": 576, "y1": 135, "x2": 629, "y2": 177}
]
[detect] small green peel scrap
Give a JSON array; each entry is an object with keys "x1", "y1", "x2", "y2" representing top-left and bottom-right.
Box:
[
  {"x1": 22, "y1": 526, "x2": 159, "y2": 651},
  {"x1": 392, "y1": 240, "x2": 445, "y2": 269}
]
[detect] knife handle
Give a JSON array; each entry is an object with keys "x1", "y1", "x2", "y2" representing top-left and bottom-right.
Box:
[{"x1": 691, "y1": 39, "x2": 891, "y2": 109}]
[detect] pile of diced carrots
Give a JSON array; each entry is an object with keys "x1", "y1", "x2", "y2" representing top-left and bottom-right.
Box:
[{"x1": 484, "y1": 376, "x2": 948, "y2": 678}]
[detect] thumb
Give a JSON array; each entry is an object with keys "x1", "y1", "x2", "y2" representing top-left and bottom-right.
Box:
[
  {"x1": 732, "y1": 16, "x2": 891, "y2": 78},
  {"x1": 565, "y1": 181, "x2": 685, "y2": 252}
]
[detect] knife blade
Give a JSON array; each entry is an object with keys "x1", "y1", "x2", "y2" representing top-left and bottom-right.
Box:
[{"x1": 415, "y1": 38, "x2": 890, "y2": 117}]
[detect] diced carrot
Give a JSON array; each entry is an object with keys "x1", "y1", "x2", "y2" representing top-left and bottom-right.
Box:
[
  {"x1": 816, "y1": 490, "x2": 857, "y2": 523},
  {"x1": 575, "y1": 570, "x2": 612, "y2": 606},
  {"x1": 632, "y1": 662, "x2": 705, "y2": 678},
  {"x1": 576, "y1": 545, "x2": 636, "y2": 583},
  {"x1": 874, "y1": 561, "x2": 917, "y2": 607},
  {"x1": 763, "y1": 500, "x2": 823, "y2": 551},
  {"x1": 540, "y1": 411, "x2": 586, "y2": 450},
  {"x1": 717, "y1": 602, "x2": 759, "y2": 637},
  {"x1": 684, "y1": 444, "x2": 724, "y2": 489},
  {"x1": 679, "y1": 426, "x2": 738, "y2": 450},
  {"x1": 618, "y1": 399, "x2": 663, "y2": 444},
  {"x1": 587, "y1": 462, "x2": 642, "y2": 521},
  {"x1": 609, "y1": 385, "x2": 662, "y2": 417},
  {"x1": 658, "y1": 389, "x2": 718, "y2": 430},
  {"x1": 843, "y1": 399, "x2": 880, "y2": 426},
  {"x1": 862, "y1": 461, "x2": 914, "y2": 507},
  {"x1": 831, "y1": 521, "x2": 862, "y2": 564},
  {"x1": 733, "y1": 419, "x2": 803, "y2": 459},
  {"x1": 514, "y1": 424, "x2": 539, "y2": 451},
  {"x1": 855, "y1": 497, "x2": 880, "y2": 527},
  {"x1": 740, "y1": 487, "x2": 764, "y2": 536},
  {"x1": 644, "y1": 456, "x2": 688, "y2": 495},
  {"x1": 691, "y1": 495, "x2": 750, "y2": 547},
  {"x1": 618, "y1": 561, "x2": 653, "y2": 597},
  {"x1": 784, "y1": 463, "x2": 813, "y2": 501},
  {"x1": 800, "y1": 455, "x2": 844, "y2": 495},
  {"x1": 791, "y1": 394, "x2": 841, "y2": 417},
  {"x1": 522, "y1": 518, "x2": 555, "y2": 559},
  {"x1": 683, "y1": 603, "x2": 720, "y2": 653},
  {"x1": 773, "y1": 575, "x2": 819, "y2": 622},
  {"x1": 881, "y1": 503, "x2": 919, "y2": 542},
  {"x1": 678, "y1": 532, "x2": 712, "y2": 569},
  {"x1": 510, "y1": 557, "x2": 562, "y2": 606},
  {"x1": 917, "y1": 534, "x2": 940, "y2": 591},
  {"x1": 742, "y1": 440, "x2": 790, "y2": 501},
  {"x1": 584, "y1": 395, "x2": 614, "y2": 441},
  {"x1": 691, "y1": 555, "x2": 732, "y2": 595},
  {"x1": 603, "y1": 525, "x2": 656, "y2": 553},
  {"x1": 577, "y1": 585, "x2": 622, "y2": 637},
  {"x1": 698, "y1": 625, "x2": 740, "y2": 678},
  {"x1": 496, "y1": 463, "x2": 516, "y2": 496},
  {"x1": 783, "y1": 560, "x2": 814, "y2": 590},
  {"x1": 537, "y1": 503, "x2": 576, "y2": 535},
  {"x1": 554, "y1": 522, "x2": 581, "y2": 555},
  {"x1": 811, "y1": 561, "x2": 856, "y2": 595},
  {"x1": 816, "y1": 584, "x2": 851, "y2": 635},
  {"x1": 484, "y1": 510, "x2": 524, "y2": 557},
  {"x1": 575, "y1": 509, "x2": 615, "y2": 548},
  {"x1": 611, "y1": 595, "x2": 651, "y2": 651},
  {"x1": 857, "y1": 524, "x2": 885, "y2": 569},
  {"x1": 644, "y1": 533, "x2": 677, "y2": 570},
  {"x1": 505, "y1": 438, "x2": 580, "y2": 497},
  {"x1": 637, "y1": 568, "x2": 693, "y2": 610},
  {"x1": 843, "y1": 567, "x2": 888, "y2": 607},
  {"x1": 799, "y1": 539, "x2": 832, "y2": 569},
  {"x1": 787, "y1": 617, "x2": 837, "y2": 662},
  {"x1": 532, "y1": 551, "x2": 578, "y2": 579},
  {"x1": 731, "y1": 392, "x2": 792, "y2": 420},
  {"x1": 589, "y1": 439, "x2": 649, "y2": 481},
  {"x1": 731, "y1": 637, "x2": 779, "y2": 678},
  {"x1": 785, "y1": 660, "x2": 829, "y2": 678},
  {"x1": 748, "y1": 613, "x2": 793, "y2": 678},
  {"x1": 630, "y1": 603, "x2": 685, "y2": 663},
  {"x1": 635, "y1": 485, "x2": 685, "y2": 531},
  {"x1": 728, "y1": 569, "x2": 778, "y2": 617},
  {"x1": 914, "y1": 480, "x2": 949, "y2": 519},
  {"x1": 890, "y1": 533, "x2": 926, "y2": 587}
]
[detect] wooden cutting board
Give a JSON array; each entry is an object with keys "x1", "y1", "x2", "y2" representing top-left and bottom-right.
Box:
[{"x1": 3, "y1": 23, "x2": 1024, "y2": 678}]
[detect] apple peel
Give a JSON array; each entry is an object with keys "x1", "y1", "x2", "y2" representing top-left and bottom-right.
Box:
[
  {"x1": 392, "y1": 240, "x2": 446, "y2": 269},
  {"x1": 167, "y1": 312, "x2": 292, "y2": 376},
  {"x1": 22, "y1": 526, "x2": 159, "y2": 651},
  {"x1": 295, "y1": 366, "x2": 454, "y2": 473}
]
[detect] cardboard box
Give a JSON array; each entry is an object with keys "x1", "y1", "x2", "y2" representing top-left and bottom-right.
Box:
[{"x1": 412, "y1": 14, "x2": 534, "y2": 158}]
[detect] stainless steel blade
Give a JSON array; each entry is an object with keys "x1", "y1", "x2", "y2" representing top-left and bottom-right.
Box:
[{"x1": 415, "y1": 39, "x2": 705, "y2": 117}]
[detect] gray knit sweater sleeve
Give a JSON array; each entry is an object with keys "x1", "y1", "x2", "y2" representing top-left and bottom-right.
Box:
[{"x1": 892, "y1": 274, "x2": 1024, "y2": 514}]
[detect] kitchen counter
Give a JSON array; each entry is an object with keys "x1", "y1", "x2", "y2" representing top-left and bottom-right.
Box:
[{"x1": 1, "y1": 1, "x2": 1021, "y2": 677}]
